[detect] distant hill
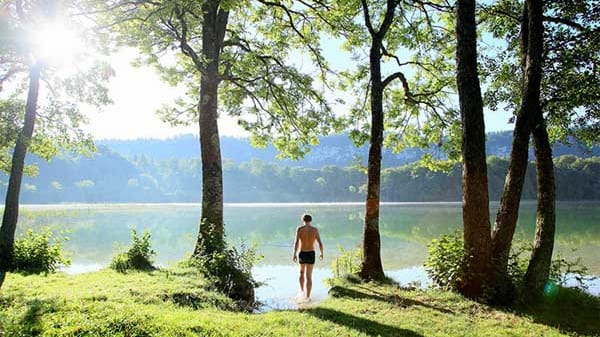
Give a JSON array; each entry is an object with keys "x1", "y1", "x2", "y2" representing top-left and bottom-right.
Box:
[
  {"x1": 99, "y1": 131, "x2": 600, "y2": 168},
  {"x1": 1, "y1": 131, "x2": 599, "y2": 203},
  {"x1": 99, "y1": 133, "x2": 428, "y2": 168}
]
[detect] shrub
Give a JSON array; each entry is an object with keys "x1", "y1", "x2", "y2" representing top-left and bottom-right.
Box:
[
  {"x1": 508, "y1": 242, "x2": 597, "y2": 291},
  {"x1": 12, "y1": 229, "x2": 70, "y2": 274},
  {"x1": 110, "y1": 230, "x2": 155, "y2": 272},
  {"x1": 425, "y1": 231, "x2": 597, "y2": 295},
  {"x1": 186, "y1": 237, "x2": 261, "y2": 309},
  {"x1": 424, "y1": 231, "x2": 465, "y2": 291},
  {"x1": 331, "y1": 246, "x2": 362, "y2": 279}
]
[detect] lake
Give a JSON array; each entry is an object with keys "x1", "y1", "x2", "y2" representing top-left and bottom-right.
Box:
[{"x1": 10, "y1": 201, "x2": 600, "y2": 309}]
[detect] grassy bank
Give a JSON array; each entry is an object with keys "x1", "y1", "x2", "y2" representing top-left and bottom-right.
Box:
[{"x1": 0, "y1": 269, "x2": 599, "y2": 336}]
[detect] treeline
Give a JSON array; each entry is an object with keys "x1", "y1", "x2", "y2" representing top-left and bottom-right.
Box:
[{"x1": 1, "y1": 151, "x2": 598, "y2": 203}]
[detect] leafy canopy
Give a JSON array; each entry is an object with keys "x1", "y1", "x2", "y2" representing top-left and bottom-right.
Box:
[
  {"x1": 101, "y1": 0, "x2": 341, "y2": 159},
  {"x1": 0, "y1": 0, "x2": 114, "y2": 173}
]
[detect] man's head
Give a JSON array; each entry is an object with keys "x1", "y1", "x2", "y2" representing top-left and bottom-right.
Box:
[{"x1": 302, "y1": 213, "x2": 312, "y2": 223}]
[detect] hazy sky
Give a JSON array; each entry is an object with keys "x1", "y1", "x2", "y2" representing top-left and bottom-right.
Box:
[
  {"x1": 82, "y1": 49, "x2": 246, "y2": 140},
  {"x1": 84, "y1": 48, "x2": 513, "y2": 140}
]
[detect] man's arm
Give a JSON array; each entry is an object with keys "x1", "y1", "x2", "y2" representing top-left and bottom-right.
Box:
[
  {"x1": 316, "y1": 228, "x2": 324, "y2": 260},
  {"x1": 292, "y1": 226, "x2": 300, "y2": 262}
]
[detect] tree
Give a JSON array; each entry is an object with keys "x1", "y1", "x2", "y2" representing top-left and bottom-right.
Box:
[
  {"x1": 482, "y1": 0, "x2": 599, "y2": 299},
  {"x1": 489, "y1": 0, "x2": 544, "y2": 301},
  {"x1": 0, "y1": 64, "x2": 40, "y2": 288},
  {"x1": 455, "y1": 0, "x2": 492, "y2": 299},
  {"x1": 321, "y1": 0, "x2": 456, "y2": 281},
  {"x1": 355, "y1": 0, "x2": 401, "y2": 281},
  {"x1": 523, "y1": 88, "x2": 556, "y2": 297},
  {"x1": 103, "y1": 0, "x2": 336, "y2": 258},
  {"x1": 0, "y1": 0, "x2": 111, "y2": 289}
]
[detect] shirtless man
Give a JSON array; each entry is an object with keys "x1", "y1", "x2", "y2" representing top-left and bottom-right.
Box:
[{"x1": 292, "y1": 213, "x2": 324, "y2": 300}]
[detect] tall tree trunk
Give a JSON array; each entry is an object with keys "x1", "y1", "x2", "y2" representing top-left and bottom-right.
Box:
[
  {"x1": 193, "y1": 1, "x2": 229, "y2": 257},
  {"x1": 490, "y1": 0, "x2": 544, "y2": 301},
  {"x1": 524, "y1": 111, "x2": 556, "y2": 298},
  {"x1": 359, "y1": 37, "x2": 385, "y2": 281},
  {"x1": 0, "y1": 64, "x2": 41, "y2": 289},
  {"x1": 455, "y1": 0, "x2": 492, "y2": 299}
]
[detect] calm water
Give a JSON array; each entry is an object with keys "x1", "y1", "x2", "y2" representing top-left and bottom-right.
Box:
[{"x1": 10, "y1": 201, "x2": 600, "y2": 309}]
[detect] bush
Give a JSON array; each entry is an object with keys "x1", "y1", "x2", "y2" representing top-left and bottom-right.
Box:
[
  {"x1": 186, "y1": 238, "x2": 261, "y2": 309},
  {"x1": 425, "y1": 231, "x2": 597, "y2": 295},
  {"x1": 424, "y1": 231, "x2": 465, "y2": 291},
  {"x1": 508, "y1": 242, "x2": 597, "y2": 291},
  {"x1": 12, "y1": 229, "x2": 70, "y2": 274},
  {"x1": 110, "y1": 230, "x2": 155, "y2": 272},
  {"x1": 331, "y1": 246, "x2": 362, "y2": 279}
]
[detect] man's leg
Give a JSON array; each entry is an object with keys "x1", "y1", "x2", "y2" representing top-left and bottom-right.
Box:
[
  {"x1": 306, "y1": 263, "x2": 314, "y2": 299},
  {"x1": 299, "y1": 263, "x2": 306, "y2": 295}
]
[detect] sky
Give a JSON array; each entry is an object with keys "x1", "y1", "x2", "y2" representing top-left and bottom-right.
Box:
[
  {"x1": 81, "y1": 37, "x2": 514, "y2": 140},
  {"x1": 2, "y1": 2, "x2": 514, "y2": 141},
  {"x1": 82, "y1": 49, "x2": 247, "y2": 140}
]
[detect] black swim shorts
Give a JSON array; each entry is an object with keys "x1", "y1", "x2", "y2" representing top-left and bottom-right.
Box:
[{"x1": 298, "y1": 251, "x2": 316, "y2": 264}]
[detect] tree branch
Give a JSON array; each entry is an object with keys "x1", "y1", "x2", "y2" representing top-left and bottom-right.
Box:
[
  {"x1": 360, "y1": 0, "x2": 375, "y2": 36},
  {"x1": 173, "y1": 7, "x2": 203, "y2": 70},
  {"x1": 543, "y1": 15, "x2": 585, "y2": 31},
  {"x1": 382, "y1": 71, "x2": 410, "y2": 92},
  {"x1": 378, "y1": 0, "x2": 400, "y2": 38}
]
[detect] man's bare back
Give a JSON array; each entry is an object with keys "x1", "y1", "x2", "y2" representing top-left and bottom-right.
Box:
[{"x1": 297, "y1": 225, "x2": 319, "y2": 252}]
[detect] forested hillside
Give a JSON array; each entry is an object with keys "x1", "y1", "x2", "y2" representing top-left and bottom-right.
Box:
[
  {"x1": 99, "y1": 131, "x2": 600, "y2": 168},
  {"x1": 1, "y1": 144, "x2": 598, "y2": 203}
]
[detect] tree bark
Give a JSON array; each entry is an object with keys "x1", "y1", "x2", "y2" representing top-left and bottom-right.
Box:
[
  {"x1": 0, "y1": 64, "x2": 41, "y2": 289},
  {"x1": 193, "y1": 1, "x2": 229, "y2": 256},
  {"x1": 490, "y1": 0, "x2": 544, "y2": 301},
  {"x1": 455, "y1": 0, "x2": 492, "y2": 299},
  {"x1": 359, "y1": 37, "x2": 385, "y2": 281},
  {"x1": 524, "y1": 109, "x2": 556, "y2": 298}
]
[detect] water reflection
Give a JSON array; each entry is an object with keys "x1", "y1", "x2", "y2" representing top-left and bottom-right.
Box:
[{"x1": 15, "y1": 201, "x2": 600, "y2": 272}]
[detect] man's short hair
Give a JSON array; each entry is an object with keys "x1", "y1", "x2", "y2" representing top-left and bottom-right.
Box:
[{"x1": 302, "y1": 214, "x2": 312, "y2": 222}]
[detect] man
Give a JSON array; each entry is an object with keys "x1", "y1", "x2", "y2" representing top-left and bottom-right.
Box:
[{"x1": 292, "y1": 213, "x2": 324, "y2": 300}]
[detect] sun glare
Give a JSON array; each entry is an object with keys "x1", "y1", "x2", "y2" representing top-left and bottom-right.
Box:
[{"x1": 29, "y1": 21, "x2": 85, "y2": 68}]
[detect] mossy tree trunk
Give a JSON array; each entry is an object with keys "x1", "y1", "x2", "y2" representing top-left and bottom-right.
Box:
[{"x1": 193, "y1": 1, "x2": 229, "y2": 257}]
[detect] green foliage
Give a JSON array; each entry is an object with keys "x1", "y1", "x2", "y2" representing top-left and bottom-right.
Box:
[
  {"x1": 425, "y1": 232, "x2": 597, "y2": 295},
  {"x1": 424, "y1": 231, "x2": 465, "y2": 291},
  {"x1": 11, "y1": 229, "x2": 70, "y2": 274},
  {"x1": 0, "y1": 2, "x2": 112, "y2": 174},
  {"x1": 186, "y1": 229, "x2": 260, "y2": 307},
  {"x1": 331, "y1": 246, "x2": 362, "y2": 279},
  {"x1": 508, "y1": 242, "x2": 597, "y2": 292},
  {"x1": 325, "y1": 0, "x2": 460, "y2": 164},
  {"x1": 480, "y1": 0, "x2": 600, "y2": 146},
  {"x1": 110, "y1": 230, "x2": 155, "y2": 273},
  {"x1": 105, "y1": 0, "x2": 337, "y2": 160}
]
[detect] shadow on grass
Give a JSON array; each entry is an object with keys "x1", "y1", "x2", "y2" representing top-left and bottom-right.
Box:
[
  {"x1": 329, "y1": 285, "x2": 454, "y2": 315},
  {"x1": 307, "y1": 307, "x2": 424, "y2": 337},
  {"x1": 20, "y1": 298, "x2": 58, "y2": 335},
  {"x1": 515, "y1": 287, "x2": 600, "y2": 336}
]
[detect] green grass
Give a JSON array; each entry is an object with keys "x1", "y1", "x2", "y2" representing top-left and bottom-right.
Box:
[{"x1": 0, "y1": 270, "x2": 599, "y2": 336}]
